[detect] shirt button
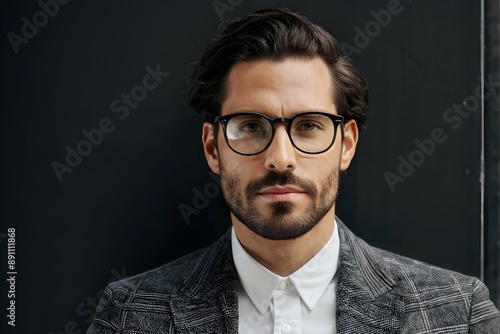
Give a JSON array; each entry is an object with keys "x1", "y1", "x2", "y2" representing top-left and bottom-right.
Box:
[
  {"x1": 282, "y1": 324, "x2": 291, "y2": 333},
  {"x1": 279, "y1": 281, "x2": 287, "y2": 290}
]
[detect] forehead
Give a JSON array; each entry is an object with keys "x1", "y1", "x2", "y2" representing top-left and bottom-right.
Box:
[{"x1": 221, "y1": 57, "x2": 336, "y2": 117}]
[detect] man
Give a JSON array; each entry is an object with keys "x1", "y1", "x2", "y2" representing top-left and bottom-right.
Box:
[{"x1": 88, "y1": 8, "x2": 500, "y2": 333}]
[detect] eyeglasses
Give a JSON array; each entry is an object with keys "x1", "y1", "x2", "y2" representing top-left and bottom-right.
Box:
[{"x1": 214, "y1": 112, "x2": 344, "y2": 156}]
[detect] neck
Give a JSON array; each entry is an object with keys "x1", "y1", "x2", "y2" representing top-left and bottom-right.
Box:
[{"x1": 231, "y1": 207, "x2": 336, "y2": 277}]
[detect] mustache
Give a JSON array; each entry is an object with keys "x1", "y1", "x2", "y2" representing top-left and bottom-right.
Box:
[{"x1": 246, "y1": 171, "x2": 317, "y2": 197}]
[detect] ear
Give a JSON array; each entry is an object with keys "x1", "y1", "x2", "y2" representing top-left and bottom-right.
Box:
[
  {"x1": 202, "y1": 122, "x2": 220, "y2": 174},
  {"x1": 340, "y1": 119, "x2": 359, "y2": 171}
]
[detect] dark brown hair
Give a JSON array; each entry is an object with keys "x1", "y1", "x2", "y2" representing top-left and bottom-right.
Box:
[{"x1": 188, "y1": 7, "x2": 368, "y2": 130}]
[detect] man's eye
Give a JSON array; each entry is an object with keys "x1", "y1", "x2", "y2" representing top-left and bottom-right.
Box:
[
  {"x1": 241, "y1": 123, "x2": 263, "y2": 132},
  {"x1": 299, "y1": 122, "x2": 320, "y2": 131}
]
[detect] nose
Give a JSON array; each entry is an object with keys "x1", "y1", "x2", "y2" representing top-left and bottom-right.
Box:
[{"x1": 264, "y1": 124, "x2": 297, "y2": 172}]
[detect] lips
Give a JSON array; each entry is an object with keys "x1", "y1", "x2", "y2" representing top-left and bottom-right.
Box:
[{"x1": 256, "y1": 185, "x2": 306, "y2": 201}]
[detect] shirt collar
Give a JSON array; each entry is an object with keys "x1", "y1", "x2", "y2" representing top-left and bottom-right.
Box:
[{"x1": 231, "y1": 222, "x2": 340, "y2": 313}]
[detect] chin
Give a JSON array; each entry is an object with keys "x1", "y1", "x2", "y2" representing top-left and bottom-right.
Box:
[{"x1": 270, "y1": 201, "x2": 294, "y2": 215}]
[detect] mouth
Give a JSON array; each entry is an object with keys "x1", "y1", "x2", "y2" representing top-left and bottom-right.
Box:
[{"x1": 256, "y1": 185, "x2": 306, "y2": 201}]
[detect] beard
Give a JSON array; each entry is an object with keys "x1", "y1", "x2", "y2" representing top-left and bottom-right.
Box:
[{"x1": 219, "y1": 163, "x2": 340, "y2": 241}]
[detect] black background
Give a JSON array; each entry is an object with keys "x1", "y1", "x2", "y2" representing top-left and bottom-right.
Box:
[{"x1": 0, "y1": 0, "x2": 490, "y2": 333}]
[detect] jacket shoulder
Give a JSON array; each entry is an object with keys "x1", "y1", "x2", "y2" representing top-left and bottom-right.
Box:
[
  {"x1": 364, "y1": 241, "x2": 500, "y2": 328},
  {"x1": 87, "y1": 231, "x2": 233, "y2": 333},
  {"x1": 109, "y1": 246, "x2": 207, "y2": 297},
  {"x1": 369, "y1": 243, "x2": 478, "y2": 289}
]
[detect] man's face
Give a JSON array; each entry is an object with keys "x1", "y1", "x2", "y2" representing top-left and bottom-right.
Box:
[{"x1": 202, "y1": 57, "x2": 358, "y2": 240}]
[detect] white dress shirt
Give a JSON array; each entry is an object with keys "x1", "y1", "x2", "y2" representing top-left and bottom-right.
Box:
[{"x1": 231, "y1": 222, "x2": 340, "y2": 334}]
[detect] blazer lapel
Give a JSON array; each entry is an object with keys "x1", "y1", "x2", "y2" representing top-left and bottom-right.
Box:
[
  {"x1": 170, "y1": 231, "x2": 239, "y2": 334},
  {"x1": 336, "y1": 219, "x2": 405, "y2": 333}
]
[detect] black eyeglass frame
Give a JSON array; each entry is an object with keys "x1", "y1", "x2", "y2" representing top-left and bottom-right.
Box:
[{"x1": 214, "y1": 112, "x2": 345, "y2": 156}]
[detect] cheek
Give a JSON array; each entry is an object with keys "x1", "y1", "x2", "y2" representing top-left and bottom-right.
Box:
[
  {"x1": 220, "y1": 150, "x2": 265, "y2": 180},
  {"x1": 221, "y1": 156, "x2": 247, "y2": 179},
  {"x1": 219, "y1": 156, "x2": 257, "y2": 192},
  {"x1": 303, "y1": 147, "x2": 341, "y2": 167},
  {"x1": 302, "y1": 155, "x2": 340, "y2": 188}
]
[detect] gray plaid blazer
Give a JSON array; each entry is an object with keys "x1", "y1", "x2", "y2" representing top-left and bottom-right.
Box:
[{"x1": 88, "y1": 219, "x2": 500, "y2": 333}]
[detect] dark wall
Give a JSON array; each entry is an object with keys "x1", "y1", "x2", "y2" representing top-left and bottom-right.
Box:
[
  {"x1": 485, "y1": 0, "x2": 500, "y2": 309},
  {"x1": 0, "y1": 0, "x2": 489, "y2": 332}
]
